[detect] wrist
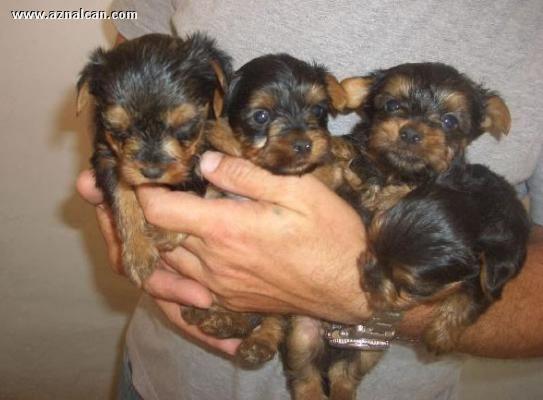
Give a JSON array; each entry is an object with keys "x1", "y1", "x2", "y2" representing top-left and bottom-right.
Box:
[{"x1": 397, "y1": 304, "x2": 434, "y2": 339}]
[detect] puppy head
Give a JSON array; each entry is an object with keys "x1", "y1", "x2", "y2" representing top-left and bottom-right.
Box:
[
  {"x1": 342, "y1": 63, "x2": 510, "y2": 180},
  {"x1": 209, "y1": 54, "x2": 347, "y2": 175},
  {"x1": 77, "y1": 33, "x2": 232, "y2": 186}
]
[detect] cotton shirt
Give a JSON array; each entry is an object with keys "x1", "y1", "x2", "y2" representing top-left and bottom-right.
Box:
[{"x1": 111, "y1": 1, "x2": 543, "y2": 399}]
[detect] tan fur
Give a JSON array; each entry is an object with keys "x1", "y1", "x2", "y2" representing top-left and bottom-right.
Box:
[
  {"x1": 249, "y1": 91, "x2": 277, "y2": 111},
  {"x1": 76, "y1": 81, "x2": 92, "y2": 115},
  {"x1": 206, "y1": 118, "x2": 243, "y2": 157},
  {"x1": 287, "y1": 316, "x2": 326, "y2": 400},
  {"x1": 340, "y1": 77, "x2": 373, "y2": 109},
  {"x1": 305, "y1": 83, "x2": 328, "y2": 105},
  {"x1": 114, "y1": 182, "x2": 157, "y2": 287},
  {"x1": 482, "y1": 95, "x2": 511, "y2": 138},
  {"x1": 328, "y1": 352, "x2": 383, "y2": 400},
  {"x1": 362, "y1": 184, "x2": 412, "y2": 213},
  {"x1": 424, "y1": 292, "x2": 473, "y2": 353},
  {"x1": 236, "y1": 315, "x2": 287, "y2": 368},
  {"x1": 443, "y1": 91, "x2": 468, "y2": 112},
  {"x1": 369, "y1": 119, "x2": 454, "y2": 173},
  {"x1": 324, "y1": 74, "x2": 347, "y2": 111},
  {"x1": 165, "y1": 103, "x2": 197, "y2": 126},
  {"x1": 105, "y1": 105, "x2": 131, "y2": 131},
  {"x1": 383, "y1": 74, "x2": 412, "y2": 99}
]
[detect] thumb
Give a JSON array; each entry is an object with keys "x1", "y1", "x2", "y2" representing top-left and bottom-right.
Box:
[{"x1": 200, "y1": 151, "x2": 303, "y2": 203}]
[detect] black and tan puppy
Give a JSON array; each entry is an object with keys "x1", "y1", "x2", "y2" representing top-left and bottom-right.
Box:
[
  {"x1": 77, "y1": 33, "x2": 232, "y2": 286},
  {"x1": 365, "y1": 162, "x2": 530, "y2": 352},
  {"x1": 333, "y1": 62, "x2": 529, "y2": 391},
  {"x1": 181, "y1": 54, "x2": 362, "y2": 398}
]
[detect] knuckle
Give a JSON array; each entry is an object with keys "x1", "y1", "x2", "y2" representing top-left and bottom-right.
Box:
[
  {"x1": 143, "y1": 197, "x2": 162, "y2": 224},
  {"x1": 220, "y1": 158, "x2": 257, "y2": 186}
]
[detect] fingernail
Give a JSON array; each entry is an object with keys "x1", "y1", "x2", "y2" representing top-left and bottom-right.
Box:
[{"x1": 200, "y1": 151, "x2": 224, "y2": 175}]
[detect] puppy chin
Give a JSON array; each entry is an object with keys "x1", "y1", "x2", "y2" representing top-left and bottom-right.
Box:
[
  {"x1": 120, "y1": 164, "x2": 190, "y2": 186},
  {"x1": 384, "y1": 150, "x2": 427, "y2": 172},
  {"x1": 271, "y1": 163, "x2": 318, "y2": 175}
]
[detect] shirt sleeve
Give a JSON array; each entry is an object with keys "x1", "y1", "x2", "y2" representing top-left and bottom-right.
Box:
[
  {"x1": 528, "y1": 145, "x2": 543, "y2": 226},
  {"x1": 111, "y1": 0, "x2": 177, "y2": 39}
]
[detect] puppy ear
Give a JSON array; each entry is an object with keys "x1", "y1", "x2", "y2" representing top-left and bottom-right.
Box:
[
  {"x1": 76, "y1": 48, "x2": 106, "y2": 115},
  {"x1": 479, "y1": 252, "x2": 520, "y2": 300},
  {"x1": 339, "y1": 76, "x2": 373, "y2": 110},
  {"x1": 211, "y1": 60, "x2": 228, "y2": 119},
  {"x1": 325, "y1": 74, "x2": 349, "y2": 112},
  {"x1": 481, "y1": 95, "x2": 511, "y2": 138},
  {"x1": 76, "y1": 81, "x2": 92, "y2": 115}
]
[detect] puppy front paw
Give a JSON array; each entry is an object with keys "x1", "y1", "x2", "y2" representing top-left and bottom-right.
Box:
[
  {"x1": 182, "y1": 307, "x2": 253, "y2": 338},
  {"x1": 236, "y1": 336, "x2": 277, "y2": 369},
  {"x1": 151, "y1": 228, "x2": 187, "y2": 251},
  {"x1": 181, "y1": 306, "x2": 209, "y2": 325},
  {"x1": 423, "y1": 323, "x2": 460, "y2": 355},
  {"x1": 123, "y1": 241, "x2": 159, "y2": 287}
]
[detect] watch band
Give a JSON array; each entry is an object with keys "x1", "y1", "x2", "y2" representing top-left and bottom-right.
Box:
[{"x1": 325, "y1": 311, "x2": 404, "y2": 350}]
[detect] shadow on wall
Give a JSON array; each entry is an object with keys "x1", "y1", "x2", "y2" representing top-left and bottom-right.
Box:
[{"x1": 51, "y1": 20, "x2": 139, "y2": 400}]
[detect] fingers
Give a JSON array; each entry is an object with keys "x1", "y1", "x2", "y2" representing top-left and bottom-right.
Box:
[
  {"x1": 199, "y1": 151, "x2": 305, "y2": 204},
  {"x1": 161, "y1": 245, "x2": 207, "y2": 283},
  {"x1": 154, "y1": 298, "x2": 241, "y2": 356},
  {"x1": 95, "y1": 205, "x2": 123, "y2": 274},
  {"x1": 76, "y1": 169, "x2": 104, "y2": 206},
  {"x1": 136, "y1": 185, "x2": 256, "y2": 236},
  {"x1": 143, "y1": 266, "x2": 213, "y2": 308},
  {"x1": 76, "y1": 169, "x2": 124, "y2": 273}
]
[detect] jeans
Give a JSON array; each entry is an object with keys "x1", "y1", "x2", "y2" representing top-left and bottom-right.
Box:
[{"x1": 118, "y1": 350, "x2": 143, "y2": 400}]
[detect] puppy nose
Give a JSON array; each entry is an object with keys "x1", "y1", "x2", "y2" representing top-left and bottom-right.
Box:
[
  {"x1": 292, "y1": 139, "x2": 312, "y2": 154},
  {"x1": 399, "y1": 127, "x2": 422, "y2": 144},
  {"x1": 140, "y1": 166, "x2": 164, "y2": 179}
]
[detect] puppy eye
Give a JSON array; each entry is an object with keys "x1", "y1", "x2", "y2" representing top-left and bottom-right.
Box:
[
  {"x1": 311, "y1": 104, "x2": 326, "y2": 118},
  {"x1": 173, "y1": 119, "x2": 199, "y2": 141},
  {"x1": 112, "y1": 130, "x2": 129, "y2": 141},
  {"x1": 385, "y1": 99, "x2": 401, "y2": 113},
  {"x1": 253, "y1": 110, "x2": 270, "y2": 124},
  {"x1": 441, "y1": 114, "x2": 459, "y2": 130}
]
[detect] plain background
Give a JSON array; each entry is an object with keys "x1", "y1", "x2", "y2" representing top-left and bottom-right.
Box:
[{"x1": 0, "y1": 1, "x2": 541, "y2": 399}]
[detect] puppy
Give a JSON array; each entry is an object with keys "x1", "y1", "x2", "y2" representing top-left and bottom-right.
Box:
[
  {"x1": 332, "y1": 62, "x2": 529, "y2": 392},
  {"x1": 181, "y1": 53, "x2": 362, "y2": 398},
  {"x1": 365, "y1": 162, "x2": 530, "y2": 352},
  {"x1": 77, "y1": 33, "x2": 232, "y2": 286}
]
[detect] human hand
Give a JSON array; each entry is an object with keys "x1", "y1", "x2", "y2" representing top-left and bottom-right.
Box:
[
  {"x1": 76, "y1": 169, "x2": 240, "y2": 355},
  {"x1": 137, "y1": 152, "x2": 371, "y2": 324}
]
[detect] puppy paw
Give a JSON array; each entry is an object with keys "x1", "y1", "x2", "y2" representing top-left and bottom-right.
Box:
[
  {"x1": 151, "y1": 229, "x2": 187, "y2": 251},
  {"x1": 198, "y1": 312, "x2": 242, "y2": 338},
  {"x1": 123, "y1": 242, "x2": 159, "y2": 287},
  {"x1": 236, "y1": 337, "x2": 277, "y2": 369},
  {"x1": 423, "y1": 324, "x2": 458, "y2": 355},
  {"x1": 182, "y1": 306, "x2": 208, "y2": 325}
]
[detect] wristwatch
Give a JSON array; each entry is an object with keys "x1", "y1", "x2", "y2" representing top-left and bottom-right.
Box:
[{"x1": 324, "y1": 311, "x2": 404, "y2": 350}]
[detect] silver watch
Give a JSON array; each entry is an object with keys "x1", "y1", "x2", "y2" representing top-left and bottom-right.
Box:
[{"x1": 325, "y1": 311, "x2": 404, "y2": 350}]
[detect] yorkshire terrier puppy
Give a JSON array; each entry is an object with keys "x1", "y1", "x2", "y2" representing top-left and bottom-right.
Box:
[
  {"x1": 77, "y1": 33, "x2": 232, "y2": 286},
  {"x1": 181, "y1": 53, "x2": 361, "y2": 398},
  {"x1": 365, "y1": 162, "x2": 530, "y2": 352},
  {"x1": 333, "y1": 62, "x2": 529, "y2": 392}
]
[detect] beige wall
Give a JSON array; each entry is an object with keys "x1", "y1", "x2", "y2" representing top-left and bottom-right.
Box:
[
  {"x1": 1, "y1": 1, "x2": 541, "y2": 399},
  {"x1": 0, "y1": 1, "x2": 138, "y2": 399}
]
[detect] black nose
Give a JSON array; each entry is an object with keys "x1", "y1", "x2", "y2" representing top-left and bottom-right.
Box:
[
  {"x1": 399, "y1": 127, "x2": 422, "y2": 144},
  {"x1": 140, "y1": 166, "x2": 164, "y2": 179},
  {"x1": 292, "y1": 139, "x2": 312, "y2": 154}
]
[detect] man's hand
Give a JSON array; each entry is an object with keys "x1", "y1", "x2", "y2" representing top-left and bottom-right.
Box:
[
  {"x1": 136, "y1": 151, "x2": 370, "y2": 324},
  {"x1": 76, "y1": 169, "x2": 240, "y2": 355}
]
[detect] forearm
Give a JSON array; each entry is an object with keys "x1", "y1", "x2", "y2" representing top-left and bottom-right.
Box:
[{"x1": 401, "y1": 226, "x2": 543, "y2": 358}]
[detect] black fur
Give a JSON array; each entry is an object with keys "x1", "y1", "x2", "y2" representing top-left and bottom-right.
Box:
[{"x1": 367, "y1": 163, "x2": 529, "y2": 308}]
